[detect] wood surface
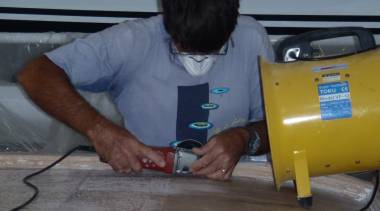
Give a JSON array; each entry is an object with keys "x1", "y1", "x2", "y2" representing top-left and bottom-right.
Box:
[{"x1": 0, "y1": 153, "x2": 377, "y2": 210}]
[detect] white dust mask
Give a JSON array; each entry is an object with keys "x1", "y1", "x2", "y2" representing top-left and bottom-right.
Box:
[{"x1": 178, "y1": 54, "x2": 217, "y2": 77}]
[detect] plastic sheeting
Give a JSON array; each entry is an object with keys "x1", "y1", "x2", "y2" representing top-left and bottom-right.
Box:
[
  {"x1": 0, "y1": 32, "x2": 122, "y2": 153},
  {"x1": 0, "y1": 80, "x2": 122, "y2": 153},
  {"x1": 0, "y1": 32, "x2": 85, "y2": 82},
  {"x1": 0, "y1": 81, "x2": 123, "y2": 153}
]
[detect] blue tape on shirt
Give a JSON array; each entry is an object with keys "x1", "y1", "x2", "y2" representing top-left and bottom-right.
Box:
[
  {"x1": 211, "y1": 87, "x2": 230, "y2": 95},
  {"x1": 318, "y1": 81, "x2": 352, "y2": 120},
  {"x1": 201, "y1": 103, "x2": 219, "y2": 110}
]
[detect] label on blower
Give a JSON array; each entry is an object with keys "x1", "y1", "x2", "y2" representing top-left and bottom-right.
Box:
[{"x1": 318, "y1": 81, "x2": 352, "y2": 120}]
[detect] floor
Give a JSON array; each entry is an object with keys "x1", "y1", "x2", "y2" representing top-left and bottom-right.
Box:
[{"x1": 0, "y1": 168, "x2": 373, "y2": 211}]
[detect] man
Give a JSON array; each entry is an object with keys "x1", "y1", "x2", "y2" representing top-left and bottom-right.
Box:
[{"x1": 18, "y1": 0, "x2": 274, "y2": 181}]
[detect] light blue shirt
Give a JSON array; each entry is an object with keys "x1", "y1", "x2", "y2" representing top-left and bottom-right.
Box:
[{"x1": 46, "y1": 15, "x2": 274, "y2": 147}]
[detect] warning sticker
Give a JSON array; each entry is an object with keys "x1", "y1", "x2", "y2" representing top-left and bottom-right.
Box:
[
  {"x1": 312, "y1": 64, "x2": 348, "y2": 72},
  {"x1": 322, "y1": 73, "x2": 341, "y2": 83},
  {"x1": 318, "y1": 82, "x2": 352, "y2": 120}
]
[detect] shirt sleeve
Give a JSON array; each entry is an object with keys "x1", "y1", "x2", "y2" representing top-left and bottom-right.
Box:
[
  {"x1": 257, "y1": 24, "x2": 275, "y2": 63},
  {"x1": 249, "y1": 23, "x2": 274, "y2": 123},
  {"x1": 249, "y1": 58, "x2": 265, "y2": 123},
  {"x1": 45, "y1": 22, "x2": 132, "y2": 92}
]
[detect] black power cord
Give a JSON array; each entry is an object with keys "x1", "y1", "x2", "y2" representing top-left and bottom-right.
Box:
[
  {"x1": 360, "y1": 170, "x2": 379, "y2": 211},
  {"x1": 10, "y1": 146, "x2": 95, "y2": 211}
]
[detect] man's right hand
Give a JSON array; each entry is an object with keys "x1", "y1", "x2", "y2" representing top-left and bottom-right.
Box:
[{"x1": 88, "y1": 121, "x2": 166, "y2": 174}]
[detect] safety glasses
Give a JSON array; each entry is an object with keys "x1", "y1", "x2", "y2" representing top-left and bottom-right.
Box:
[{"x1": 169, "y1": 41, "x2": 229, "y2": 56}]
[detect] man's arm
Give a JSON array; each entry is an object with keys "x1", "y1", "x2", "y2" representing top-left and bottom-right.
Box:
[
  {"x1": 18, "y1": 56, "x2": 165, "y2": 172},
  {"x1": 19, "y1": 56, "x2": 105, "y2": 137}
]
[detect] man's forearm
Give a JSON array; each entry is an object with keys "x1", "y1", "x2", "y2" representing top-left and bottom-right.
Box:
[{"x1": 18, "y1": 56, "x2": 115, "y2": 140}]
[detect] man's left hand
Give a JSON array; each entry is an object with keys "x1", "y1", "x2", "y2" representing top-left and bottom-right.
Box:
[{"x1": 190, "y1": 127, "x2": 249, "y2": 181}]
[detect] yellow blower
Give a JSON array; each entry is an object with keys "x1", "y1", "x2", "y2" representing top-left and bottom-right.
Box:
[{"x1": 260, "y1": 48, "x2": 380, "y2": 206}]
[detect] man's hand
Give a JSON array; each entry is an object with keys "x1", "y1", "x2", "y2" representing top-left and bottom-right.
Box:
[
  {"x1": 190, "y1": 127, "x2": 249, "y2": 181},
  {"x1": 89, "y1": 121, "x2": 166, "y2": 174}
]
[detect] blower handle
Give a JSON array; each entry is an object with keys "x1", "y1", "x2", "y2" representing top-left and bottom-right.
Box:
[{"x1": 275, "y1": 27, "x2": 376, "y2": 62}]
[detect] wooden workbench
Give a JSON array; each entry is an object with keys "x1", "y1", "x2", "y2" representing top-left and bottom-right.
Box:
[{"x1": 0, "y1": 153, "x2": 377, "y2": 211}]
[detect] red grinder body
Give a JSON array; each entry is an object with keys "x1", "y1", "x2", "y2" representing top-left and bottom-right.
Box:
[
  {"x1": 140, "y1": 147, "x2": 175, "y2": 174},
  {"x1": 140, "y1": 147, "x2": 199, "y2": 175}
]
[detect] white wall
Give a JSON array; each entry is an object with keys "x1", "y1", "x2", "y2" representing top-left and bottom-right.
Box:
[
  {"x1": 0, "y1": 0, "x2": 379, "y2": 41},
  {"x1": 0, "y1": 0, "x2": 160, "y2": 12},
  {"x1": 0, "y1": 0, "x2": 379, "y2": 15}
]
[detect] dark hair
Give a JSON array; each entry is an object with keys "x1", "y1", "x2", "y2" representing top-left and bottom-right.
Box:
[{"x1": 162, "y1": 0, "x2": 240, "y2": 54}]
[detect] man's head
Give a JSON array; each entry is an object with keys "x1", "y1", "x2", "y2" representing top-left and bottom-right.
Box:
[{"x1": 162, "y1": 0, "x2": 240, "y2": 54}]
